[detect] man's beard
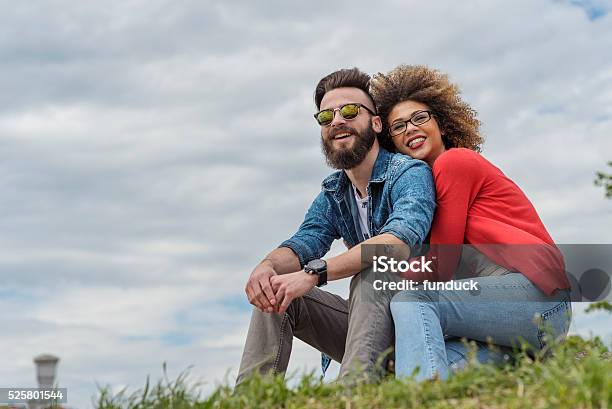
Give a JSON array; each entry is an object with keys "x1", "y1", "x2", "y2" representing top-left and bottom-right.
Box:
[{"x1": 321, "y1": 122, "x2": 376, "y2": 170}]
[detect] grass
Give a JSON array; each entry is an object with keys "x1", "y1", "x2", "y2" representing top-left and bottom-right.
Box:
[{"x1": 94, "y1": 335, "x2": 611, "y2": 409}]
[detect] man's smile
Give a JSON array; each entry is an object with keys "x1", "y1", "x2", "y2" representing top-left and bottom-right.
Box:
[{"x1": 332, "y1": 132, "x2": 353, "y2": 140}]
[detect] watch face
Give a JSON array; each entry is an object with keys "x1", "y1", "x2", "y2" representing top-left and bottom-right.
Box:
[{"x1": 308, "y1": 259, "x2": 326, "y2": 271}]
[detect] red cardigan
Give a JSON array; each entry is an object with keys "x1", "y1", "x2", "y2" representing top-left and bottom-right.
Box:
[{"x1": 428, "y1": 148, "x2": 570, "y2": 295}]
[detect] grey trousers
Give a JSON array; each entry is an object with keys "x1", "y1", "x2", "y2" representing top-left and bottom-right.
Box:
[{"x1": 236, "y1": 270, "x2": 398, "y2": 384}]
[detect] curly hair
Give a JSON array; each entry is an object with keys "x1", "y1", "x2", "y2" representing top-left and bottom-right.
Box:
[{"x1": 370, "y1": 65, "x2": 483, "y2": 152}]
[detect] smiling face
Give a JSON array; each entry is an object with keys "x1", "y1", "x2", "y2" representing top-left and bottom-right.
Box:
[
  {"x1": 319, "y1": 87, "x2": 382, "y2": 169},
  {"x1": 387, "y1": 100, "x2": 445, "y2": 166}
]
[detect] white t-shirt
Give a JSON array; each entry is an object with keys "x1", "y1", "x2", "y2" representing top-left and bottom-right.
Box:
[{"x1": 352, "y1": 185, "x2": 370, "y2": 239}]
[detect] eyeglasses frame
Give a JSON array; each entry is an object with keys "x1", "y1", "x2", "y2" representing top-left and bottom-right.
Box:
[{"x1": 389, "y1": 110, "x2": 434, "y2": 137}]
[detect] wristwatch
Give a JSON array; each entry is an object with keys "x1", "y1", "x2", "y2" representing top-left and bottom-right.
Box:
[{"x1": 304, "y1": 259, "x2": 328, "y2": 287}]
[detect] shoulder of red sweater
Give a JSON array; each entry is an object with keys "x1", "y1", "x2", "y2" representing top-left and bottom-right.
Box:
[
  {"x1": 433, "y1": 148, "x2": 488, "y2": 174},
  {"x1": 438, "y1": 147, "x2": 482, "y2": 161}
]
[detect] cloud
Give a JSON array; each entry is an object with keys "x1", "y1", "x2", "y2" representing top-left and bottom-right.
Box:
[{"x1": 0, "y1": 0, "x2": 610, "y2": 407}]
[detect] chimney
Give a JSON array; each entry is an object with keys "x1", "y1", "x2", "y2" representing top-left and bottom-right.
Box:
[{"x1": 33, "y1": 354, "x2": 59, "y2": 388}]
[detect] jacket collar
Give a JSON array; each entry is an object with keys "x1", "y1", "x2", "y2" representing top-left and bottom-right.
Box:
[{"x1": 321, "y1": 148, "x2": 392, "y2": 197}]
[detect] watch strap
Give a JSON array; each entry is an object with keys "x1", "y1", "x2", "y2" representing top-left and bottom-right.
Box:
[{"x1": 305, "y1": 259, "x2": 327, "y2": 287}]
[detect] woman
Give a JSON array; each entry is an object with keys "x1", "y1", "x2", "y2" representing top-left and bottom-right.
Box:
[{"x1": 370, "y1": 65, "x2": 572, "y2": 381}]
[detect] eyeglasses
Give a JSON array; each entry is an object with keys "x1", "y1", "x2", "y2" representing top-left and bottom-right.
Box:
[
  {"x1": 314, "y1": 103, "x2": 376, "y2": 126},
  {"x1": 389, "y1": 110, "x2": 433, "y2": 137}
]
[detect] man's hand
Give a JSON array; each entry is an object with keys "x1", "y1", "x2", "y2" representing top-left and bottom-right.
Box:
[
  {"x1": 245, "y1": 260, "x2": 278, "y2": 313},
  {"x1": 270, "y1": 271, "x2": 318, "y2": 314}
]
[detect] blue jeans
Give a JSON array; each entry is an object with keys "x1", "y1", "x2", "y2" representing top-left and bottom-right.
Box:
[{"x1": 390, "y1": 273, "x2": 571, "y2": 380}]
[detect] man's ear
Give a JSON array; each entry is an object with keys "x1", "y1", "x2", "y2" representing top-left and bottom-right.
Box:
[{"x1": 372, "y1": 116, "x2": 383, "y2": 133}]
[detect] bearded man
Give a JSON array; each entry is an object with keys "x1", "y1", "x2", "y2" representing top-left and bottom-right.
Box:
[{"x1": 236, "y1": 67, "x2": 435, "y2": 383}]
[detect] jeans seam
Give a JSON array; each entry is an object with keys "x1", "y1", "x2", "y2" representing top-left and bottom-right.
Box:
[
  {"x1": 418, "y1": 302, "x2": 437, "y2": 378},
  {"x1": 541, "y1": 300, "x2": 568, "y2": 320},
  {"x1": 366, "y1": 302, "x2": 383, "y2": 370},
  {"x1": 273, "y1": 313, "x2": 289, "y2": 375}
]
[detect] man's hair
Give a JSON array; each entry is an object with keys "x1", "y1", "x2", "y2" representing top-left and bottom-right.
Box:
[
  {"x1": 314, "y1": 67, "x2": 375, "y2": 110},
  {"x1": 370, "y1": 65, "x2": 483, "y2": 152}
]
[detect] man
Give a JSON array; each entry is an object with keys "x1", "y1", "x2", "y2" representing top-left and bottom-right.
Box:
[{"x1": 236, "y1": 68, "x2": 435, "y2": 384}]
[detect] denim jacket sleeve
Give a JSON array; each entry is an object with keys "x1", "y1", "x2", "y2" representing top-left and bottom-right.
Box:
[
  {"x1": 379, "y1": 159, "x2": 436, "y2": 246},
  {"x1": 278, "y1": 191, "x2": 340, "y2": 267}
]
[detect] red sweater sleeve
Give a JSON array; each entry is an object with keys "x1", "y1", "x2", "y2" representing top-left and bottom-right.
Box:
[{"x1": 429, "y1": 149, "x2": 486, "y2": 279}]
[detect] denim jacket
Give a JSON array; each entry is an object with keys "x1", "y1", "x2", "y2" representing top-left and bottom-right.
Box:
[{"x1": 279, "y1": 148, "x2": 436, "y2": 267}]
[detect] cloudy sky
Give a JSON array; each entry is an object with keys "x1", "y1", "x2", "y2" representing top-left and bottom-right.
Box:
[{"x1": 1, "y1": 0, "x2": 611, "y2": 407}]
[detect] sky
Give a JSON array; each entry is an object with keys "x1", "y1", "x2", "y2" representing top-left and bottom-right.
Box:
[{"x1": 0, "y1": 0, "x2": 611, "y2": 408}]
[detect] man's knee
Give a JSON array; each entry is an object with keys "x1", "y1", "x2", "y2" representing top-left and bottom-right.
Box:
[
  {"x1": 350, "y1": 268, "x2": 406, "y2": 305},
  {"x1": 391, "y1": 288, "x2": 434, "y2": 304}
]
